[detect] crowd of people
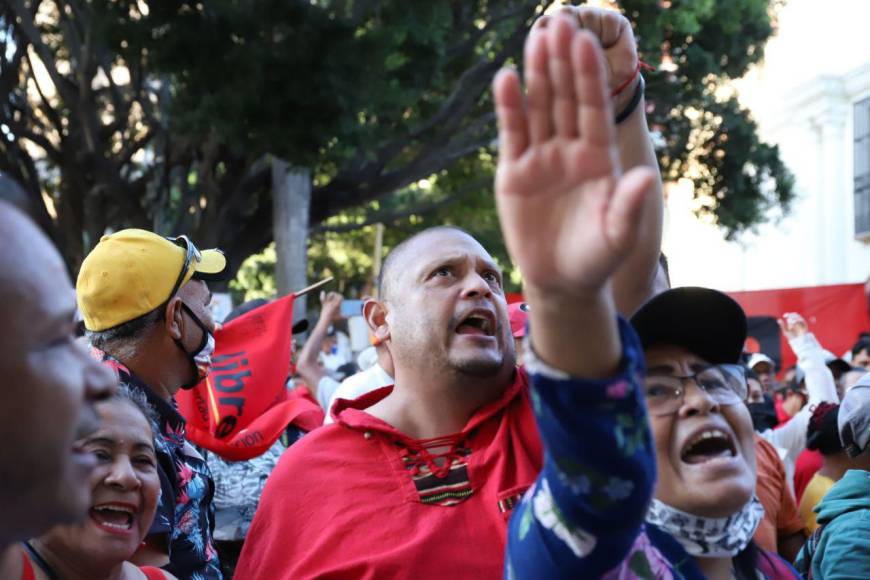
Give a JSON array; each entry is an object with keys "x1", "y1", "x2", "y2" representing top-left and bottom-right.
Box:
[{"x1": 0, "y1": 5, "x2": 868, "y2": 580}]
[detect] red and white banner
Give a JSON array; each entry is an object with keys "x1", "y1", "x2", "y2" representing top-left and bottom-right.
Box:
[
  {"x1": 176, "y1": 294, "x2": 323, "y2": 460},
  {"x1": 729, "y1": 283, "x2": 869, "y2": 372}
]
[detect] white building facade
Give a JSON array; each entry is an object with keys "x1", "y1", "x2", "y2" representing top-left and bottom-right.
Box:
[{"x1": 664, "y1": 0, "x2": 870, "y2": 291}]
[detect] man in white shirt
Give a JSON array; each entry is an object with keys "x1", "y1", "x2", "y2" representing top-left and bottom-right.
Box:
[
  {"x1": 759, "y1": 312, "x2": 839, "y2": 493},
  {"x1": 325, "y1": 339, "x2": 394, "y2": 424}
]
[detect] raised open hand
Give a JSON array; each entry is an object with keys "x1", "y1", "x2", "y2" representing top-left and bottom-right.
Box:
[{"x1": 493, "y1": 15, "x2": 656, "y2": 299}]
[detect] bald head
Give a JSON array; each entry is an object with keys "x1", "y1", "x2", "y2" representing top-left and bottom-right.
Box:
[
  {"x1": 378, "y1": 226, "x2": 480, "y2": 300},
  {"x1": 366, "y1": 225, "x2": 513, "y2": 387}
]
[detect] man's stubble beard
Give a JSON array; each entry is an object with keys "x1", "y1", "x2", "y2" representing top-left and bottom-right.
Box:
[
  {"x1": 447, "y1": 334, "x2": 516, "y2": 379},
  {"x1": 449, "y1": 353, "x2": 507, "y2": 377},
  {"x1": 391, "y1": 312, "x2": 516, "y2": 381}
]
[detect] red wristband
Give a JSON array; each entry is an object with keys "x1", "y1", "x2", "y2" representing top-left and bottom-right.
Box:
[{"x1": 610, "y1": 60, "x2": 654, "y2": 97}]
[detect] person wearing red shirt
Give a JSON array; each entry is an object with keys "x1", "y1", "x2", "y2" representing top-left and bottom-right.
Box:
[
  {"x1": 234, "y1": 7, "x2": 663, "y2": 579},
  {"x1": 794, "y1": 448, "x2": 824, "y2": 504}
]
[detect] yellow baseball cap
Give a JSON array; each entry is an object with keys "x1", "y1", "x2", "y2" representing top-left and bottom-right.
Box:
[{"x1": 77, "y1": 229, "x2": 227, "y2": 331}]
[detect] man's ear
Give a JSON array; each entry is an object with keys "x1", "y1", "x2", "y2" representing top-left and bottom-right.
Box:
[
  {"x1": 363, "y1": 299, "x2": 390, "y2": 345},
  {"x1": 164, "y1": 297, "x2": 185, "y2": 340}
]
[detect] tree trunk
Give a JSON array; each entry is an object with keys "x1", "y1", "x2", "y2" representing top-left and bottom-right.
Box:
[{"x1": 272, "y1": 159, "x2": 311, "y2": 319}]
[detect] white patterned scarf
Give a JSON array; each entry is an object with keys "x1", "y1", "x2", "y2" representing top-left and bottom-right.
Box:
[{"x1": 645, "y1": 496, "x2": 765, "y2": 558}]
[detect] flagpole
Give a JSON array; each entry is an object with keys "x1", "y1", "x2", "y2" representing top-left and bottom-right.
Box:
[{"x1": 292, "y1": 276, "x2": 334, "y2": 298}]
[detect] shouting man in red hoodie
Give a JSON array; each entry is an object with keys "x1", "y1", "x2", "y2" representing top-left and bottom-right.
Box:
[{"x1": 235, "y1": 7, "x2": 662, "y2": 578}]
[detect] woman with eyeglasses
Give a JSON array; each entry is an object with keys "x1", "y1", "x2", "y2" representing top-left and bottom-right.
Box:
[
  {"x1": 21, "y1": 385, "x2": 178, "y2": 580},
  {"x1": 492, "y1": 6, "x2": 801, "y2": 578},
  {"x1": 505, "y1": 288, "x2": 800, "y2": 579}
]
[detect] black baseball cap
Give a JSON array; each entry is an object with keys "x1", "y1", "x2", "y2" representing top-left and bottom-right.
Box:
[{"x1": 630, "y1": 287, "x2": 747, "y2": 365}]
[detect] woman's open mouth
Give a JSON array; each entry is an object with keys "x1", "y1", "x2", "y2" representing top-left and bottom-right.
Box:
[
  {"x1": 90, "y1": 502, "x2": 138, "y2": 536},
  {"x1": 680, "y1": 428, "x2": 737, "y2": 465}
]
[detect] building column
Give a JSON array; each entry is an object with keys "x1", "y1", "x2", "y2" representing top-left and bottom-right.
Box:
[{"x1": 818, "y1": 101, "x2": 848, "y2": 284}]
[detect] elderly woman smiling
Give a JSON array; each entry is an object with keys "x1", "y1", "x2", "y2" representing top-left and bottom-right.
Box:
[{"x1": 22, "y1": 386, "x2": 177, "y2": 580}]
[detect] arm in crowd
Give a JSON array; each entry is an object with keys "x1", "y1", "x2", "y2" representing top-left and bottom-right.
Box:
[
  {"x1": 611, "y1": 91, "x2": 662, "y2": 317},
  {"x1": 783, "y1": 314, "x2": 838, "y2": 407},
  {"x1": 295, "y1": 291, "x2": 343, "y2": 408},
  {"x1": 507, "y1": 323, "x2": 654, "y2": 577},
  {"x1": 761, "y1": 314, "x2": 838, "y2": 470},
  {"x1": 537, "y1": 6, "x2": 664, "y2": 318},
  {"x1": 502, "y1": 7, "x2": 661, "y2": 377},
  {"x1": 493, "y1": 11, "x2": 658, "y2": 576}
]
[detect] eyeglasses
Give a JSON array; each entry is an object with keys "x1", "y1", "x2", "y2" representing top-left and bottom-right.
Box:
[
  {"x1": 643, "y1": 364, "x2": 748, "y2": 417},
  {"x1": 166, "y1": 235, "x2": 203, "y2": 299}
]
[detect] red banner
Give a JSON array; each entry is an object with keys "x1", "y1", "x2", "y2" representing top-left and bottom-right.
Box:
[
  {"x1": 507, "y1": 284, "x2": 868, "y2": 373},
  {"x1": 728, "y1": 283, "x2": 870, "y2": 372},
  {"x1": 176, "y1": 294, "x2": 323, "y2": 460}
]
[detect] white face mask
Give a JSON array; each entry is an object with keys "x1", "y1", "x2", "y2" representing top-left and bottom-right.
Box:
[
  {"x1": 645, "y1": 496, "x2": 765, "y2": 558},
  {"x1": 176, "y1": 302, "x2": 216, "y2": 389},
  {"x1": 193, "y1": 331, "x2": 216, "y2": 381}
]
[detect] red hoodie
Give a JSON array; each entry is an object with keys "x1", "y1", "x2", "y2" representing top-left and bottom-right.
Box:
[{"x1": 234, "y1": 370, "x2": 542, "y2": 580}]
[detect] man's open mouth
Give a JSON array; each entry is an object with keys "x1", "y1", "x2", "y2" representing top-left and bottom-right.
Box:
[
  {"x1": 455, "y1": 311, "x2": 496, "y2": 337},
  {"x1": 680, "y1": 428, "x2": 737, "y2": 464}
]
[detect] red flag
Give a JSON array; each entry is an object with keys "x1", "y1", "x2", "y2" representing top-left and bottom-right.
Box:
[
  {"x1": 176, "y1": 294, "x2": 323, "y2": 460},
  {"x1": 728, "y1": 283, "x2": 870, "y2": 372}
]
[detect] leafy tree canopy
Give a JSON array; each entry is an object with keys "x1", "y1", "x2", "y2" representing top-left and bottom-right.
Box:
[{"x1": 0, "y1": 0, "x2": 792, "y2": 298}]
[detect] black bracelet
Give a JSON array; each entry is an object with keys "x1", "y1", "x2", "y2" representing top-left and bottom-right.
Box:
[{"x1": 615, "y1": 74, "x2": 644, "y2": 124}]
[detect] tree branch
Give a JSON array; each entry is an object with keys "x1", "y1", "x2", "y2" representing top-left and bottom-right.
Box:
[
  {"x1": 405, "y1": 5, "x2": 534, "y2": 141},
  {"x1": 317, "y1": 4, "x2": 531, "y2": 218},
  {"x1": 2, "y1": 116, "x2": 62, "y2": 163},
  {"x1": 330, "y1": 2, "x2": 536, "y2": 185},
  {"x1": 56, "y1": 0, "x2": 84, "y2": 66},
  {"x1": 8, "y1": 0, "x2": 77, "y2": 105},
  {"x1": 445, "y1": 3, "x2": 534, "y2": 64},
  {"x1": 24, "y1": 51, "x2": 63, "y2": 131},
  {"x1": 118, "y1": 126, "x2": 155, "y2": 166},
  {"x1": 216, "y1": 156, "x2": 271, "y2": 227},
  {"x1": 311, "y1": 127, "x2": 494, "y2": 223},
  {"x1": 222, "y1": 199, "x2": 273, "y2": 275},
  {"x1": 312, "y1": 177, "x2": 488, "y2": 234}
]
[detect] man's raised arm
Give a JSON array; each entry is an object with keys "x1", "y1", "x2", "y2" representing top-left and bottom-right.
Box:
[
  {"x1": 493, "y1": 13, "x2": 657, "y2": 376},
  {"x1": 536, "y1": 7, "x2": 663, "y2": 317},
  {"x1": 494, "y1": 17, "x2": 658, "y2": 575},
  {"x1": 296, "y1": 291, "x2": 343, "y2": 406}
]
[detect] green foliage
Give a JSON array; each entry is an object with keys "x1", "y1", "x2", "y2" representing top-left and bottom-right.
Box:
[
  {"x1": 231, "y1": 0, "x2": 793, "y2": 296},
  {"x1": 0, "y1": 0, "x2": 545, "y2": 272},
  {"x1": 1, "y1": 0, "x2": 792, "y2": 293},
  {"x1": 621, "y1": 0, "x2": 793, "y2": 233},
  {"x1": 97, "y1": 0, "x2": 525, "y2": 184},
  {"x1": 659, "y1": 92, "x2": 793, "y2": 239},
  {"x1": 230, "y1": 244, "x2": 278, "y2": 302}
]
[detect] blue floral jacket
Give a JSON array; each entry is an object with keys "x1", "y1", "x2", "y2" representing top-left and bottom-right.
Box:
[{"x1": 505, "y1": 319, "x2": 797, "y2": 579}]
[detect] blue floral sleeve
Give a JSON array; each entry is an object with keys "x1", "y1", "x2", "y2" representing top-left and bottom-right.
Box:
[{"x1": 506, "y1": 317, "x2": 656, "y2": 579}]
